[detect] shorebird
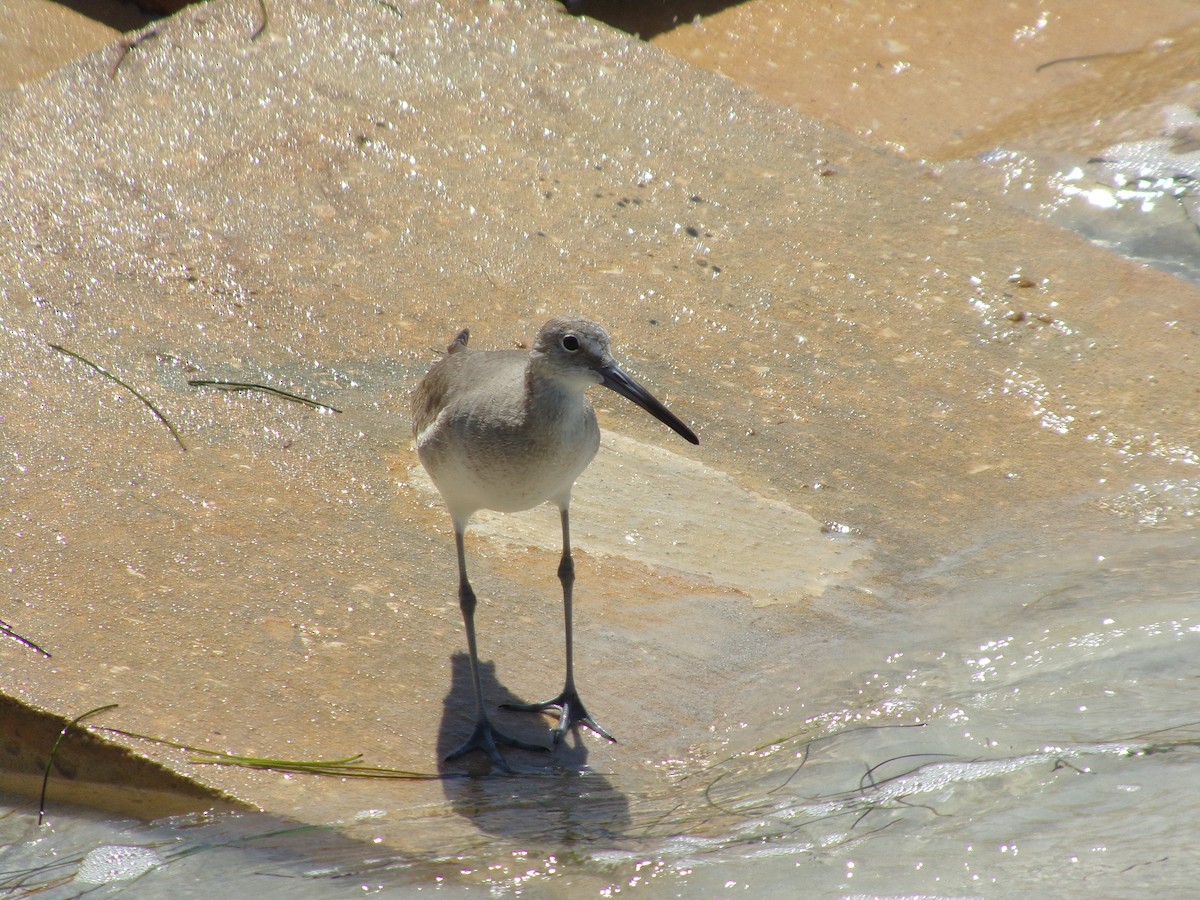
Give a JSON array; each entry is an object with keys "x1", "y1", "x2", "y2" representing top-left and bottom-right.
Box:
[{"x1": 412, "y1": 316, "x2": 699, "y2": 770}]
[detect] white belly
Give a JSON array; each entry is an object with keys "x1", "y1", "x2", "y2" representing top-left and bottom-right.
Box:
[{"x1": 417, "y1": 403, "x2": 600, "y2": 518}]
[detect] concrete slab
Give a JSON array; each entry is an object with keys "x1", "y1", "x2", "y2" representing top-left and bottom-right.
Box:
[{"x1": 2, "y1": 0, "x2": 1197, "y2": 863}]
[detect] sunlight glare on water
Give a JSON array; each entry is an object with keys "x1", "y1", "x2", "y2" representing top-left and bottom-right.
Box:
[
  {"x1": 638, "y1": 514, "x2": 1200, "y2": 896},
  {"x1": 8, "y1": 507, "x2": 1196, "y2": 896},
  {"x1": 979, "y1": 109, "x2": 1200, "y2": 288}
]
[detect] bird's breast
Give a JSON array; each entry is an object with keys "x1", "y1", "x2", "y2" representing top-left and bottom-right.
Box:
[{"x1": 418, "y1": 398, "x2": 600, "y2": 515}]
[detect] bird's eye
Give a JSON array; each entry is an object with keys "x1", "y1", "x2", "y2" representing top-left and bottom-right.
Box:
[{"x1": 561, "y1": 334, "x2": 580, "y2": 352}]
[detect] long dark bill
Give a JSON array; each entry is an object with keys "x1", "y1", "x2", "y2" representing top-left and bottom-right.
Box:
[{"x1": 599, "y1": 364, "x2": 699, "y2": 445}]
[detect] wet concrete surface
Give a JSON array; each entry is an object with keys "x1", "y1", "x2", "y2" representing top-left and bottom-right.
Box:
[
  {"x1": 0, "y1": 0, "x2": 148, "y2": 88},
  {"x1": 2, "y1": 0, "x2": 1199, "y2": 862},
  {"x1": 645, "y1": 0, "x2": 1200, "y2": 159}
]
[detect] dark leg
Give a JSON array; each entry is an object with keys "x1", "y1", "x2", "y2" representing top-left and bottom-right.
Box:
[
  {"x1": 502, "y1": 506, "x2": 616, "y2": 744},
  {"x1": 445, "y1": 526, "x2": 548, "y2": 771}
]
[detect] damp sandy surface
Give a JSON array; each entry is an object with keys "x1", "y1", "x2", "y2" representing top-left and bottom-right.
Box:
[{"x1": 2, "y1": 0, "x2": 1200, "y2": 894}]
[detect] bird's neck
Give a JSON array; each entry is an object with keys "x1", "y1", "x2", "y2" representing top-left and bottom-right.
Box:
[{"x1": 524, "y1": 360, "x2": 590, "y2": 422}]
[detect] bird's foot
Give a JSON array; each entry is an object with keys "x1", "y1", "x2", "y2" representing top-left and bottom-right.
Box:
[
  {"x1": 445, "y1": 719, "x2": 549, "y2": 772},
  {"x1": 502, "y1": 688, "x2": 617, "y2": 745}
]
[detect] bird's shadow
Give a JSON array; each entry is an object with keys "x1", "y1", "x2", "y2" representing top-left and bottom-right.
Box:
[{"x1": 437, "y1": 652, "x2": 631, "y2": 842}]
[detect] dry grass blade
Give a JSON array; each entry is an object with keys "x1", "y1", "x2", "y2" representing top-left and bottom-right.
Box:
[
  {"x1": 99, "y1": 727, "x2": 438, "y2": 779},
  {"x1": 50, "y1": 343, "x2": 187, "y2": 451},
  {"x1": 188, "y1": 379, "x2": 343, "y2": 413},
  {"x1": 40, "y1": 704, "x2": 121, "y2": 825}
]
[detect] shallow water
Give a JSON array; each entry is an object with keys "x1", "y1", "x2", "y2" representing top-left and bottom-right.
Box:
[
  {"x1": 976, "y1": 134, "x2": 1200, "y2": 288},
  {"x1": 6, "y1": 500, "x2": 1200, "y2": 896}
]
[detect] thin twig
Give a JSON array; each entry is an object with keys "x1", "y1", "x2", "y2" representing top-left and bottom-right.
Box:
[
  {"x1": 109, "y1": 25, "x2": 161, "y2": 79},
  {"x1": 859, "y1": 752, "x2": 959, "y2": 793},
  {"x1": 1035, "y1": 49, "x2": 1138, "y2": 73},
  {"x1": 765, "y1": 738, "x2": 812, "y2": 795},
  {"x1": 188, "y1": 379, "x2": 342, "y2": 413},
  {"x1": 250, "y1": 0, "x2": 269, "y2": 41},
  {"x1": 0, "y1": 617, "x2": 50, "y2": 657},
  {"x1": 50, "y1": 344, "x2": 187, "y2": 451}
]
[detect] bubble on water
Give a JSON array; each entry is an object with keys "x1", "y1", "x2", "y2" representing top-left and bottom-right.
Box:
[{"x1": 75, "y1": 845, "x2": 162, "y2": 884}]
